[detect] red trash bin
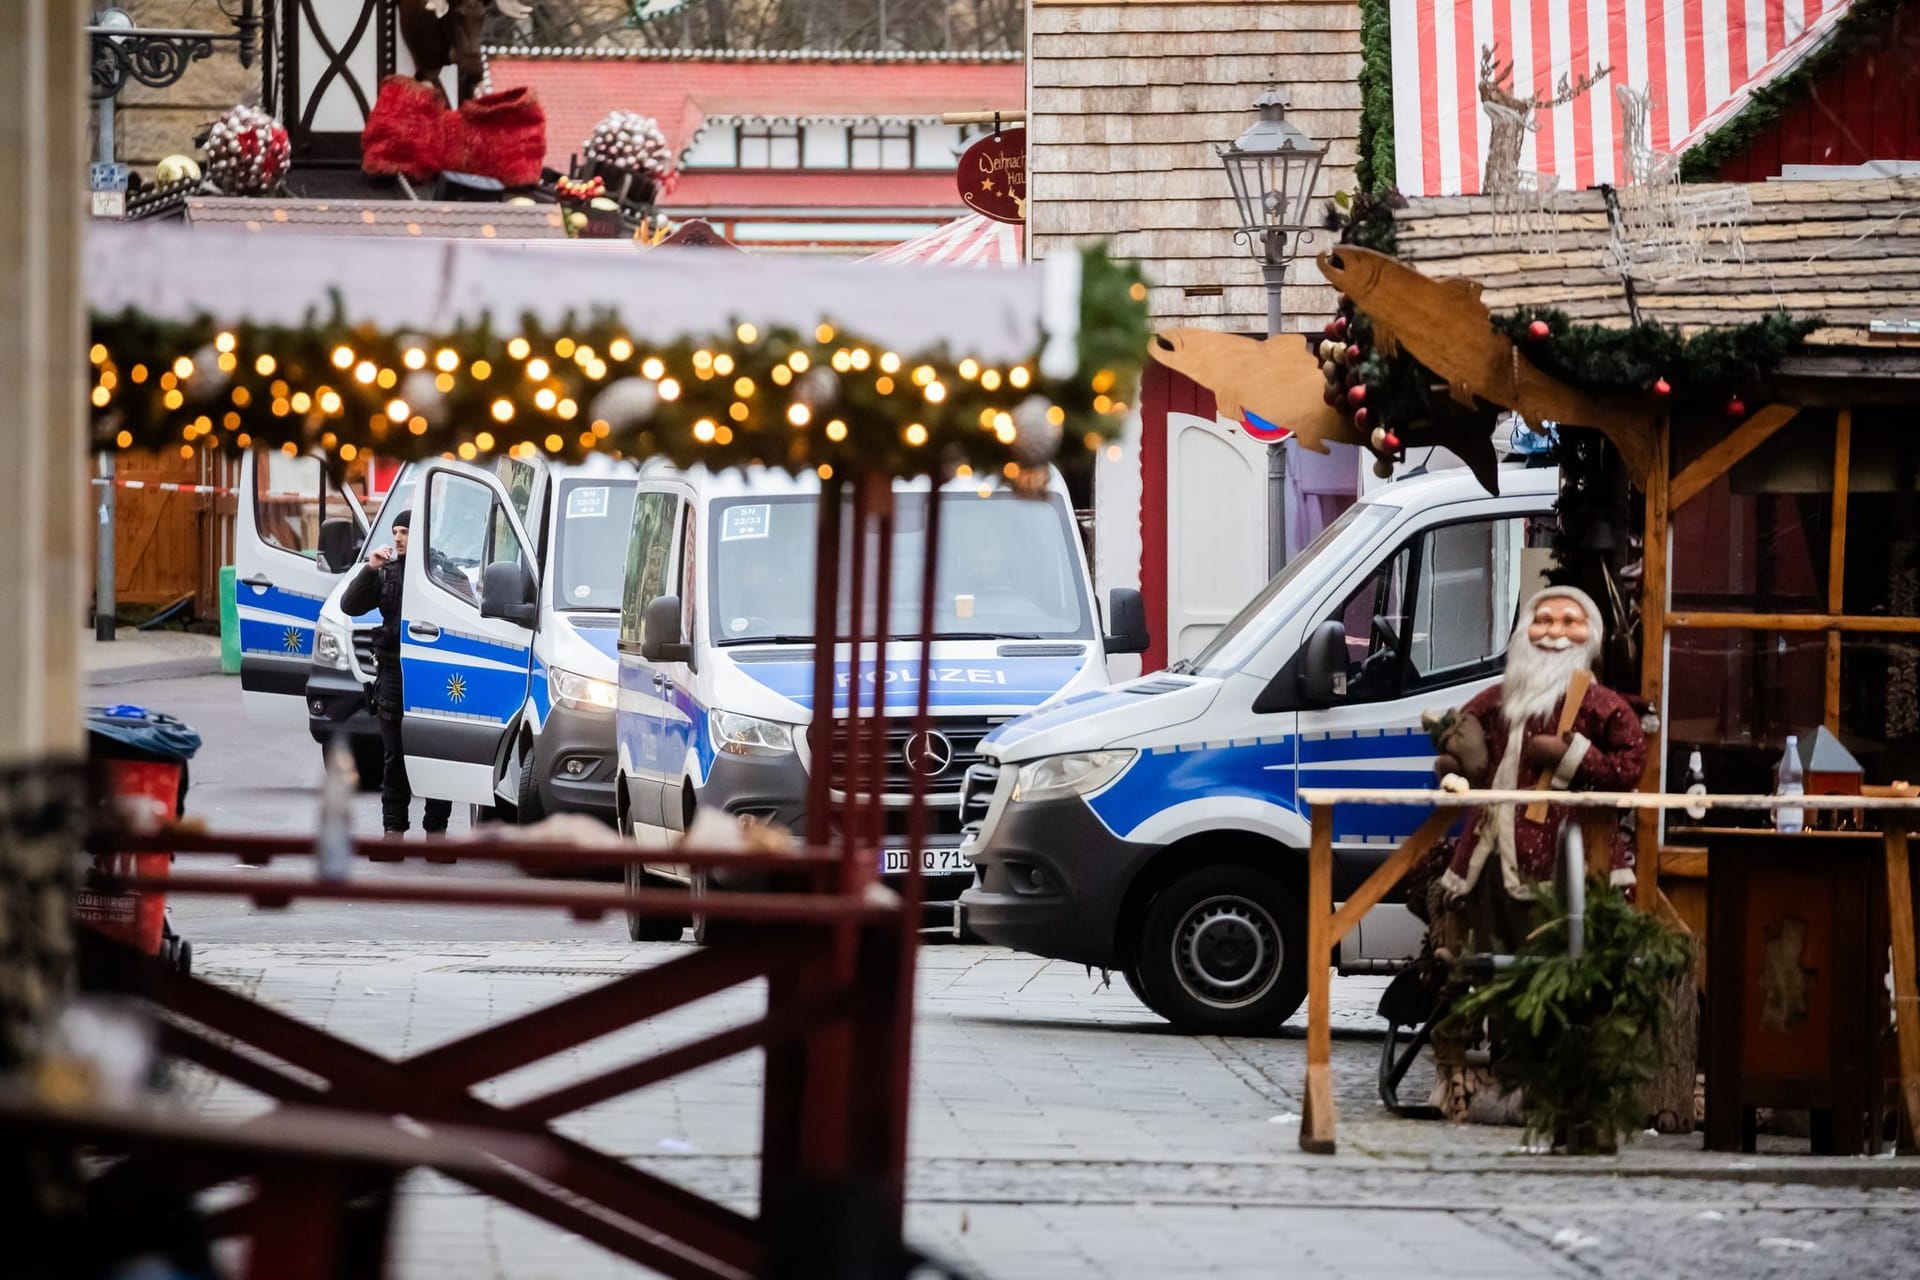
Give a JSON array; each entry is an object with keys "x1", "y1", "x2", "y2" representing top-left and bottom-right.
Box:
[{"x1": 80, "y1": 705, "x2": 200, "y2": 960}]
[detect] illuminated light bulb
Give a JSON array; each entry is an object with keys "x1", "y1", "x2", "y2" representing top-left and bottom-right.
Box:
[
  {"x1": 543, "y1": 433, "x2": 563, "y2": 452},
  {"x1": 736, "y1": 323, "x2": 758, "y2": 344},
  {"x1": 692, "y1": 350, "x2": 714, "y2": 370},
  {"x1": 435, "y1": 348, "x2": 459, "y2": 372},
  {"x1": 320, "y1": 432, "x2": 338, "y2": 449},
  {"x1": 580, "y1": 432, "x2": 597, "y2": 449},
  {"x1": 408, "y1": 416, "x2": 428, "y2": 435},
  {"x1": 223, "y1": 412, "x2": 241, "y2": 430},
  {"x1": 507, "y1": 337, "x2": 531, "y2": 360},
  {"x1": 535, "y1": 387, "x2": 558, "y2": 411},
  {"x1": 458, "y1": 442, "x2": 478, "y2": 461},
  {"x1": 319, "y1": 389, "x2": 343, "y2": 415},
  {"x1": 817, "y1": 463, "x2": 834, "y2": 479},
  {"x1": 995, "y1": 419, "x2": 1016, "y2": 445},
  {"x1": 90, "y1": 343, "x2": 109, "y2": 364},
  {"x1": 713, "y1": 424, "x2": 733, "y2": 445},
  {"x1": 713, "y1": 353, "x2": 735, "y2": 376},
  {"x1": 1010, "y1": 366, "x2": 1031, "y2": 389},
  {"x1": 787, "y1": 404, "x2": 811, "y2": 426},
  {"x1": 99, "y1": 370, "x2": 118, "y2": 391},
  {"x1": 1094, "y1": 394, "x2": 1113, "y2": 414},
  {"x1": 558, "y1": 398, "x2": 578, "y2": 420},
  {"x1": 475, "y1": 431, "x2": 495, "y2": 451},
  {"x1": 434, "y1": 372, "x2": 455, "y2": 393},
  {"x1": 180, "y1": 444, "x2": 195, "y2": 459},
  {"x1": 609, "y1": 338, "x2": 634, "y2": 361},
  {"x1": 586, "y1": 359, "x2": 607, "y2": 380},
  {"x1": 290, "y1": 391, "x2": 312, "y2": 413},
  {"x1": 815, "y1": 323, "x2": 835, "y2": 343},
  {"x1": 162, "y1": 389, "x2": 184, "y2": 410},
  {"x1": 658, "y1": 378, "x2": 681, "y2": 401},
  {"x1": 824, "y1": 419, "x2": 848, "y2": 442},
  {"x1": 771, "y1": 365, "x2": 793, "y2": 387},
  {"x1": 978, "y1": 408, "x2": 997, "y2": 428},
  {"x1": 641, "y1": 357, "x2": 665, "y2": 380},
  {"x1": 114, "y1": 429, "x2": 132, "y2": 448},
  {"x1": 875, "y1": 376, "x2": 895, "y2": 396},
  {"x1": 160, "y1": 371, "x2": 177, "y2": 390},
  {"x1": 879, "y1": 352, "x2": 901, "y2": 374},
  {"x1": 90, "y1": 386, "x2": 111, "y2": 407},
  {"x1": 850, "y1": 349, "x2": 872, "y2": 371},
  {"x1": 231, "y1": 387, "x2": 252, "y2": 407},
  {"x1": 471, "y1": 359, "x2": 492, "y2": 380},
  {"x1": 728, "y1": 403, "x2": 749, "y2": 422},
  {"x1": 1106, "y1": 444, "x2": 1123, "y2": 461},
  {"x1": 958, "y1": 358, "x2": 980, "y2": 380},
  {"x1": 1047, "y1": 405, "x2": 1066, "y2": 426},
  {"x1": 554, "y1": 337, "x2": 577, "y2": 359},
  {"x1": 342, "y1": 442, "x2": 363, "y2": 461},
  {"x1": 254, "y1": 354, "x2": 275, "y2": 376},
  {"x1": 353, "y1": 361, "x2": 376, "y2": 384},
  {"x1": 592, "y1": 419, "x2": 611, "y2": 438},
  {"x1": 386, "y1": 398, "x2": 410, "y2": 422},
  {"x1": 526, "y1": 357, "x2": 550, "y2": 380},
  {"x1": 268, "y1": 379, "x2": 288, "y2": 398},
  {"x1": 980, "y1": 369, "x2": 1001, "y2": 391},
  {"x1": 575, "y1": 344, "x2": 596, "y2": 366},
  {"x1": 376, "y1": 368, "x2": 397, "y2": 389},
  {"x1": 403, "y1": 347, "x2": 427, "y2": 370},
  {"x1": 789, "y1": 351, "x2": 810, "y2": 372},
  {"x1": 925, "y1": 382, "x2": 947, "y2": 404},
  {"x1": 271, "y1": 398, "x2": 291, "y2": 416},
  {"x1": 1092, "y1": 369, "x2": 1116, "y2": 393},
  {"x1": 911, "y1": 365, "x2": 935, "y2": 387},
  {"x1": 1003, "y1": 462, "x2": 1021, "y2": 479},
  {"x1": 905, "y1": 423, "x2": 928, "y2": 446},
  {"x1": 331, "y1": 346, "x2": 354, "y2": 369},
  {"x1": 280, "y1": 442, "x2": 298, "y2": 456},
  {"x1": 733, "y1": 377, "x2": 755, "y2": 398},
  {"x1": 1129, "y1": 282, "x2": 1148, "y2": 301},
  {"x1": 217, "y1": 332, "x2": 240, "y2": 354},
  {"x1": 977, "y1": 483, "x2": 994, "y2": 499},
  {"x1": 131, "y1": 364, "x2": 148, "y2": 383},
  {"x1": 235, "y1": 432, "x2": 251, "y2": 448},
  {"x1": 830, "y1": 350, "x2": 852, "y2": 373},
  {"x1": 491, "y1": 399, "x2": 514, "y2": 422},
  {"x1": 217, "y1": 352, "x2": 237, "y2": 373}
]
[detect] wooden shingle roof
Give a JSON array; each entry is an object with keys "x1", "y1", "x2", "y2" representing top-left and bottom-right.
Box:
[
  {"x1": 1394, "y1": 178, "x2": 1920, "y2": 348},
  {"x1": 184, "y1": 198, "x2": 569, "y2": 240}
]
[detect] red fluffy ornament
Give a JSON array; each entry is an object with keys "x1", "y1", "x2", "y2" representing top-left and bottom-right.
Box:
[
  {"x1": 1526, "y1": 319, "x2": 1551, "y2": 342},
  {"x1": 1652, "y1": 377, "x2": 1672, "y2": 397},
  {"x1": 362, "y1": 76, "x2": 451, "y2": 182},
  {"x1": 448, "y1": 87, "x2": 548, "y2": 187}
]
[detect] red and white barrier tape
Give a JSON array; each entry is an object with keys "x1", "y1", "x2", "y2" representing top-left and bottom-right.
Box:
[{"x1": 90, "y1": 477, "x2": 234, "y2": 495}]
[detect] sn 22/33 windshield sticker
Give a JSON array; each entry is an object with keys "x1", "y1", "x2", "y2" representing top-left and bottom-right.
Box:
[
  {"x1": 721, "y1": 504, "x2": 771, "y2": 541},
  {"x1": 567, "y1": 486, "x2": 609, "y2": 519}
]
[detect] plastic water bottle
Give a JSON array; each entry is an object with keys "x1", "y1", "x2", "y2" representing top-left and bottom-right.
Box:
[
  {"x1": 1774, "y1": 736, "x2": 1805, "y2": 834},
  {"x1": 317, "y1": 737, "x2": 357, "y2": 880},
  {"x1": 1684, "y1": 750, "x2": 1709, "y2": 822}
]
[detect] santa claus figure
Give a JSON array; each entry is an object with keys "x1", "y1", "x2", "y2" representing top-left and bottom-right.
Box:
[{"x1": 1429, "y1": 585, "x2": 1647, "y2": 948}]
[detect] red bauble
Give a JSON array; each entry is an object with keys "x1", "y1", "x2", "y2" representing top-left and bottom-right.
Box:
[
  {"x1": 1347, "y1": 383, "x2": 1368, "y2": 406},
  {"x1": 1323, "y1": 320, "x2": 1341, "y2": 339},
  {"x1": 1333, "y1": 316, "x2": 1349, "y2": 338},
  {"x1": 1526, "y1": 319, "x2": 1551, "y2": 342},
  {"x1": 1726, "y1": 395, "x2": 1747, "y2": 418},
  {"x1": 1652, "y1": 377, "x2": 1671, "y2": 397},
  {"x1": 1346, "y1": 344, "x2": 1363, "y2": 364},
  {"x1": 1381, "y1": 431, "x2": 1402, "y2": 452},
  {"x1": 1353, "y1": 406, "x2": 1370, "y2": 429}
]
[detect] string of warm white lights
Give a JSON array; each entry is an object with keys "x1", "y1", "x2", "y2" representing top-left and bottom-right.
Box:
[{"x1": 90, "y1": 248, "x2": 1149, "y2": 483}]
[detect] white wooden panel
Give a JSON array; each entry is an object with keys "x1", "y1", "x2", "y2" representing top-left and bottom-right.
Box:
[{"x1": 1165, "y1": 411, "x2": 1267, "y2": 662}]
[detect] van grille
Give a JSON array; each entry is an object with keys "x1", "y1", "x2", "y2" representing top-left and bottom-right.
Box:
[
  {"x1": 826, "y1": 717, "x2": 997, "y2": 796},
  {"x1": 352, "y1": 626, "x2": 377, "y2": 675}
]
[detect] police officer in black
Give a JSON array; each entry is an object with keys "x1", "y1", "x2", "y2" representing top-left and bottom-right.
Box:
[{"x1": 342, "y1": 511, "x2": 452, "y2": 836}]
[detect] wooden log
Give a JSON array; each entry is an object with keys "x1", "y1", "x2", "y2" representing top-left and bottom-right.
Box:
[
  {"x1": 1301, "y1": 804, "x2": 1336, "y2": 1154},
  {"x1": 1885, "y1": 827, "x2": 1920, "y2": 1152},
  {"x1": 1669, "y1": 404, "x2": 1798, "y2": 510},
  {"x1": 1526, "y1": 669, "x2": 1592, "y2": 822}
]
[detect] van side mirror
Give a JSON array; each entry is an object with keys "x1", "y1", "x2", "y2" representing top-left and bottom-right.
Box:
[
  {"x1": 1299, "y1": 620, "x2": 1349, "y2": 709},
  {"x1": 1104, "y1": 588, "x2": 1150, "y2": 656},
  {"x1": 480, "y1": 561, "x2": 538, "y2": 627},
  {"x1": 641, "y1": 594, "x2": 692, "y2": 663},
  {"x1": 316, "y1": 518, "x2": 362, "y2": 575}
]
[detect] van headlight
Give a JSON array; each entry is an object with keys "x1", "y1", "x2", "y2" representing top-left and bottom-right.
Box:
[
  {"x1": 313, "y1": 618, "x2": 350, "y2": 670},
  {"x1": 711, "y1": 709, "x2": 795, "y2": 757},
  {"x1": 1012, "y1": 750, "x2": 1135, "y2": 803},
  {"x1": 550, "y1": 667, "x2": 618, "y2": 712}
]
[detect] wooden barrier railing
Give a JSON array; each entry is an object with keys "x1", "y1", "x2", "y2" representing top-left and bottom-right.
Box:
[{"x1": 1298, "y1": 787, "x2": 1920, "y2": 1157}]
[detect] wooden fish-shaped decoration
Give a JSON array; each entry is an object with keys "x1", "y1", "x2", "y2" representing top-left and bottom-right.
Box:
[{"x1": 1147, "y1": 328, "x2": 1359, "y2": 452}]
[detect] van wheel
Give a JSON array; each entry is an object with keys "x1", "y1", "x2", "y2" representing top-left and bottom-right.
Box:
[
  {"x1": 1131, "y1": 864, "x2": 1306, "y2": 1035},
  {"x1": 349, "y1": 737, "x2": 385, "y2": 793},
  {"x1": 515, "y1": 744, "x2": 545, "y2": 825},
  {"x1": 1120, "y1": 967, "x2": 1150, "y2": 1007},
  {"x1": 690, "y1": 870, "x2": 745, "y2": 946},
  {"x1": 625, "y1": 862, "x2": 687, "y2": 942}
]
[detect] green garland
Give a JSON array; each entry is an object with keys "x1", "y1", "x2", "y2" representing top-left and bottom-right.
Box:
[
  {"x1": 88, "y1": 246, "x2": 1150, "y2": 483},
  {"x1": 1356, "y1": 0, "x2": 1396, "y2": 195},
  {"x1": 1490, "y1": 308, "x2": 1820, "y2": 407},
  {"x1": 1679, "y1": 0, "x2": 1903, "y2": 181}
]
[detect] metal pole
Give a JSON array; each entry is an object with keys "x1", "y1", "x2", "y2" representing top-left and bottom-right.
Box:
[
  {"x1": 96, "y1": 453, "x2": 116, "y2": 641},
  {"x1": 1262, "y1": 252, "x2": 1289, "y2": 578}
]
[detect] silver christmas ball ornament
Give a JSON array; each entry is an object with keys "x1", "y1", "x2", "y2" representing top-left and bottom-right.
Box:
[{"x1": 589, "y1": 377, "x2": 661, "y2": 432}]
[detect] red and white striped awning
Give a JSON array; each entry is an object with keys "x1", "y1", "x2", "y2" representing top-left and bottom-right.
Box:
[
  {"x1": 862, "y1": 214, "x2": 1021, "y2": 267},
  {"x1": 1392, "y1": 0, "x2": 1858, "y2": 196}
]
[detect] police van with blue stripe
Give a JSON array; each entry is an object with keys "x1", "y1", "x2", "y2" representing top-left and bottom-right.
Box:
[
  {"x1": 958, "y1": 465, "x2": 1558, "y2": 1035},
  {"x1": 615, "y1": 464, "x2": 1147, "y2": 941}
]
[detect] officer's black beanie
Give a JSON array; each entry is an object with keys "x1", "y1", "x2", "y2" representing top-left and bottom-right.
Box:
[{"x1": 391, "y1": 510, "x2": 412, "y2": 530}]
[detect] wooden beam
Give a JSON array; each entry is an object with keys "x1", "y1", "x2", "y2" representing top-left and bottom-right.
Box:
[
  {"x1": 1667, "y1": 611, "x2": 1920, "y2": 634},
  {"x1": 1884, "y1": 827, "x2": 1920, "y2": 1152},
  {"x1": 1638, "y1": 420, "x2": 1671, "y2": 909},
  {"x1": 1325, "y1": 809, "x2": 1457, "y2": 947},
  {"x1": 1301, "y1": 804, "x2": 1336, "y2": 1155},
  {"x1": 1826, "y1": 409, "x2": 1851, "y2": 733},
  {"x1": 1669, "y1": 404, "x2": 1799, "y2": 511}
]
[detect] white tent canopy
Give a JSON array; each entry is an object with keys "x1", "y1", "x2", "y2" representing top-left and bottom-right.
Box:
[
  {"x1": 87, "y1": 224, "x2": 1057, "y2": 361},
  {"x1": 862, "y1": 214, "x2": 1020, "y2": 268}
]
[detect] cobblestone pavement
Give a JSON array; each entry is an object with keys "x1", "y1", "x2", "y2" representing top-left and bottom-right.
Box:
[{"x1": 180, "y1": 941, "x2": 1920, "y2": 1279}]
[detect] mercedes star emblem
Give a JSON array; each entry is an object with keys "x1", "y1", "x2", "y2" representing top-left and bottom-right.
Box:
[{"x1": 902, "y1": 730, "x2": 955, "y2": 777}]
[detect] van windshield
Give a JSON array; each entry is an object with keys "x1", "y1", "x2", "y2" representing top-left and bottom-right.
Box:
[
  {"x1": 553, "y1": 480, "x2": 638, "y2": 611},
  {"x1": 708, "y1": 490, "x2": 1093, "y2": 644},
  {"x1": 365, "y1": 467, "x2": 417, "y2": 559},
  {"x1": 1190, "y1": 501, "x2": 1398, "y2": 677}
]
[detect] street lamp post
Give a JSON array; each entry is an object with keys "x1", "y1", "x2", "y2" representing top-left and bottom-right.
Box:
[{"x1": 1218, "y1": 87, "x2": 1326, "y2": 577}]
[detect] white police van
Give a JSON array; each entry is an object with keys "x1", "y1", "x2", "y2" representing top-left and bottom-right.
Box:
[
  {"x1": 958, "y1": 465, "x2": 1559, "y2": 1034},
  {"x1": 616, "y1": 464, "x2": 1148, "y2": 939},
  {"x1": 257, "y1": 452, "x2": 637, "y2": 822}
]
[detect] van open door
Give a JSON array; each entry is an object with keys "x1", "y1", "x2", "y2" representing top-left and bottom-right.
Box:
[
  {"x1": 236, "y1": 449, "x2": 366, "y2": 721},
  {"x1": 398, "y1": 463, "x2": 539, "y2": 806}
]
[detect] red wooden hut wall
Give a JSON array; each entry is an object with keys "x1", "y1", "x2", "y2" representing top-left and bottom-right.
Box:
[{"x1": 1137, "y1": 360, "x2": 1217, "y2": 675}]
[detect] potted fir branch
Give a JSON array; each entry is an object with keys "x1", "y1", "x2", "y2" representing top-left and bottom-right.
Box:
[{"x1": 1447, "y1": 881, "x2": 1692, "y2": 1155}]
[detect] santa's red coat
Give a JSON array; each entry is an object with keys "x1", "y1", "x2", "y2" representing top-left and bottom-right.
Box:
[{"x1": 1438, "y1": 680, "x2": 1647, "y2": 898}]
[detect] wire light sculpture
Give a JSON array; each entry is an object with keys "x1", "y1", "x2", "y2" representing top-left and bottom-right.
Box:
[
  {"x1": 1610, "y1": 83, "x2": 1751, "y2": 280},
  {"x1": 1478, "y1": 45, "x2": 1608, "y2": 253}
]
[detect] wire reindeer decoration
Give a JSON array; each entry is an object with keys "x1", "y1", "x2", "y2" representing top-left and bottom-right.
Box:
[{"x1": 1479, "y1": 45, "x2": 1609, "y2": 252}]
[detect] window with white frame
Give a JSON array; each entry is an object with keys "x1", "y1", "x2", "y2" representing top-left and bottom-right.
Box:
[
  {"x1": 737, "y1": 121, "x2": 801, "y2": 168},
  {"x1": 850, "y1": 121, "x2": 914, "y2": 170}
]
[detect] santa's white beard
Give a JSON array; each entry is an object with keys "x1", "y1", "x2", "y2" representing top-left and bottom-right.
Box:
[{"x1": 1499, "y1": 629, "x2": 1598, "y2": 729}]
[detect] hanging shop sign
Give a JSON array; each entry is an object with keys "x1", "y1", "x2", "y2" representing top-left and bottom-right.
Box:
[{"x1": 959, "y1": 128, "x2": 1026, "y2": 225}]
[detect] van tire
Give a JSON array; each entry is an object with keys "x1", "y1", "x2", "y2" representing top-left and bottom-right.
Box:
[
  {"x1": 515, "y1": 744, "x2": 545, "y2": 825},
  {"x1": 1131, "y1": 864, "x2": 1307, "y2": 1035},
  {"x1": 625, "y1": 862, "x2": 688, "y2": 942}
]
